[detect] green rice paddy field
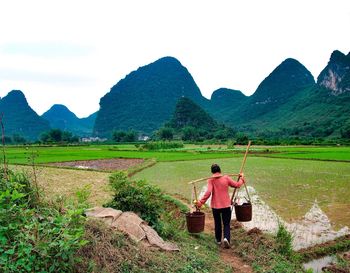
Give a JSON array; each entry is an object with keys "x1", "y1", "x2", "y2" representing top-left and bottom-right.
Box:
[{"x1": 7, "y1": 144, "x2": 350, "y2": 228}]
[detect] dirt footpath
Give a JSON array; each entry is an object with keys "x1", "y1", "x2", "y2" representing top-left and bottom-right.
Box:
[{"x1": 204, "y1": 212, "x2": 253, "y2": 273}]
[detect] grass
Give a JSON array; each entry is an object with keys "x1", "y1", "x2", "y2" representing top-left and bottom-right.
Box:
[
  {"x1": 261, "y1": 146, "x2": 350, "y2": 161},
  {"x1": 12, "y1": 165, "x2": 111, "y2": 206},
  {"x1": 5, "y1": 144, "x2": 241, "y2": 164},
  {"x1": 77, "y1": 219, "x2": 233, "y2": 273},
  {"x1": 4, "y1": 144, "x2": 350, "y2": 165},
  {"x1": 8, "y1": 144, "x2": 350, "y2": 227},
  {"x1": 133, "y1": 157, "x2": 350, "y2": 228}
]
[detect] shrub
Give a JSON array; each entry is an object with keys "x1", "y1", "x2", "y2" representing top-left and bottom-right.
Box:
[
  {"x1": 105, "y1": 171, "x2": 164, "y2": 232},
  {"x1": 141, "y1": 141, "x2": 184, "y2": 150},
  {"x1": 0, "y1": 168, "x2": 87, "y2": 272}
]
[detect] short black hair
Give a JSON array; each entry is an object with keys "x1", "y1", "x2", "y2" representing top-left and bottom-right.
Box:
[{"x1": 211, "y1": 164, "x2": 221, "y2": 174}]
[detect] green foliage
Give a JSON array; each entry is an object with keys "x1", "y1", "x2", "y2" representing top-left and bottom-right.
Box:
[
  {"x1": 105, "y1": 171, "x2": 164, "y2": 232},
  {"x1": 0, "y1": 168, "x2": 87, "y2": 272},
  {"x1": 161, "y1": 97, "x2": 236, "y2": 141},
  {"x1": 112, "y1": 130, "x2": 137, "y2": 142},
  {"x1": 10, "y1": 134, "x2": 27, "y2": 144},
  {"x1": 276, "y1": 224, "x2": 293, "y2": 258},
  {"x1": 156, "y1": 127, "x2": 174, "y2": 140},
  {"x1": 141, "y1": 141, "x2": 184, "y2": 150},
  {"x1": 235, "y1": 132, "x2": 249, "y2": 145},
  {"x1": 231, "y1": 223, "x2": 303, "y2": 273},
  {"x1": 41, "y1": 128, "x2": 79, "y2": 144}
]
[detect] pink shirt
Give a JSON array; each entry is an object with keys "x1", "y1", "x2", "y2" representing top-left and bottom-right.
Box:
[{"x1": 198, "y1": 173, "x2": 244, "y2": 209}]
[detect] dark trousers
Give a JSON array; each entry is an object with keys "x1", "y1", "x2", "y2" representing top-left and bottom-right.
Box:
[{"x1": 212, "y1": 207, "x2": 232, "y2": 243}]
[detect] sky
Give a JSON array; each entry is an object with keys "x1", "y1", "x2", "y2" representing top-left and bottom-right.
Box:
[{"x1": 0, "y1": 0, "x2": 349, "y2": 118}]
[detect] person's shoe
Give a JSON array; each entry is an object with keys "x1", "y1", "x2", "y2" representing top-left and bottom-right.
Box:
[
  {"x1": 223, "y1": 238, "x2": 230, "y2": 249},
  {"x1": 216, "y1": 241, "x2": 221, "y2": 245}
]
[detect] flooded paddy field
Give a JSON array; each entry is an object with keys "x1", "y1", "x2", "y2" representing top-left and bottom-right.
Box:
[{"x1": 134, "y1": 156, "x2": 350, "y2": 247}]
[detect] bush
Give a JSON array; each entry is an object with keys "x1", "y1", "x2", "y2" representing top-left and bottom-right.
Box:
[
  {"x1": 141, "y1": 141, "x2": 184, "y2": 150},
  {"x1": 0, "y1": 168, "x2": 87, "y2": 272},
  {"x1": 104, "y1": 171, "x2": 164, "y2": 232}
]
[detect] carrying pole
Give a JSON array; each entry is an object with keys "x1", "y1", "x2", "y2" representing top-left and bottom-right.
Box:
[
  {"x1": 230, "y1": 141, "x2": 252, "y2": 204},
  {"x1": 188, "y1": 173, "x2": 239, "y2": 185}
]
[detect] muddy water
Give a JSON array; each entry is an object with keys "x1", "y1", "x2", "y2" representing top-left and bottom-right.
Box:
[{"x1": 199, "y1": 186, "x2": 349, "y2": 250}]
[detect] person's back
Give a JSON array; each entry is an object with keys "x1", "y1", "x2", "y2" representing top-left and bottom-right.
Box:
[
  {"x1": 196, "y1": 164, "x2": 244, "y2": 248},
  {"x1": 209, "y1": 175, "x2": 235, "y2": 208}
]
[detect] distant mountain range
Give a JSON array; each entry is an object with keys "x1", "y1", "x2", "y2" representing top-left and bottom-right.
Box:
[{"x1": 1, "y1": 49, "x2": 349, "y2": 141}]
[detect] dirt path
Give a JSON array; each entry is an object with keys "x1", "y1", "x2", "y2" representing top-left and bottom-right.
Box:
[{"x1": 204, "y1": 212, "x2": 253, "y2": 273}]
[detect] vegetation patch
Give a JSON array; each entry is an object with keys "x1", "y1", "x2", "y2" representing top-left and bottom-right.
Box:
[
  {"x1": 298, "y1": 234, "x2": 350, "y2": 262},
  {"x1": 0, "y1": 168, "x2": 88, "y2": 272},
  {"x1": 230, "y1": 222, "x2": 304, "y2": 272}
]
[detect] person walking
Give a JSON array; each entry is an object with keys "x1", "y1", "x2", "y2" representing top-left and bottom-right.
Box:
[{"x1": 195, "y1": 163, "x2": 245, "y2": 248}]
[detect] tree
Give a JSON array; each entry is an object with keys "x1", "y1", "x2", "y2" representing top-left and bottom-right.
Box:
[
  {"x1": 181, "y1": 126, "x2": 199, "y2": 141},
  {"x1": 12, "y1": 134, "x2": 26, "y2": 144},
  {"x1": 235, "y1": 133, "x2": 249, "y2": 145},
  {"x1": 157, "y1": 127, "x2": 174, "y2": 140},
  {"x1": 112, "y1": 130, "x2": 138, "y2": 142},
  {"x1": 40, "y1": 129, "x2": 78, "y2": 143},
  {"x1": 112, "y1": 131, "x2": 127, "y2": 142}
]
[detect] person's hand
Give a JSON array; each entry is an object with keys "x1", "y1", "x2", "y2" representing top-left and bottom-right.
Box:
[
  {"x1": 193, "y1": 200, "x2": 201, "y2": 208},
  {"x1": 239, "y1": 173, "x2": 245, "y2": 183}
]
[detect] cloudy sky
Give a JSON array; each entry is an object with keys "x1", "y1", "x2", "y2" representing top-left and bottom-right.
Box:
[{"x1": 0, "y1": 0, "x2": 349, "y2": 118}]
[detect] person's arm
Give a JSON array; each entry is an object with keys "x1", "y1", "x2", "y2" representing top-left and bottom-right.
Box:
[
  {"x1": 196, "y1": 180, "x2": 213, "y2": 208},
  {"x1": 228, "y1": 173, "x2": 245, "y2": 188}
]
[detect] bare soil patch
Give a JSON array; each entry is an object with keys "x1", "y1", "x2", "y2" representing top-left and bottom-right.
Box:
[{"x1": 48, "y1": 158, "x2": 144, "y2": 171}]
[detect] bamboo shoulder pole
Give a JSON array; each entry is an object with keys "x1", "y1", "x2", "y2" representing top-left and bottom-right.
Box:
[
  {"x1": 188, "y1": 173, "x2": 239, "y2": 185},
  {"x1": 231, "y1": 141, "x2": 252, "y2": 203}
]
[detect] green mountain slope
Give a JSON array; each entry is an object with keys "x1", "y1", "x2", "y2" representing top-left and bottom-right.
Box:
[
  {"x1": 210, "y1": 88, "x2": 247, "y2": 110},
  {"x1": 42, "y1": 104, "x2": 96, "y2": 136},
  {"x1": 0, "y1": 90, "x2": 50, "y2": 140},
  {"x1": 169, "y1": 97, "x2": 219, "y2": 130},
  {"x1": 163, "y1": 97, "x2": 234, "y2": 140},
  {"x1": 236, "y1": 85, "x2": 350, "y2": 138},
  {"x1": 93, "y1": 57, "x2": 208, "y2": 137},
  {"x1": 214, "y1": 51, "x2": 350, "y2": 139},
  {"x1": 235, "y1": 58, "x2": 315, "y2": 123}
]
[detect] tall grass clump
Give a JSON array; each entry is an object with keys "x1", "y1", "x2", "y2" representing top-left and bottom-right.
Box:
[
  {"x1": 276, "y1": 223, "x2": 293, "y2": 258},
  {"x1": 0, "y1": 167, "x2": 88, "y2": 272},
  {"x1": 141, "y1": 141, "x2": 184, "y2": 150}
]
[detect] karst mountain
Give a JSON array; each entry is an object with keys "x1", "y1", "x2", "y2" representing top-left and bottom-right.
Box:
[{"x1": 2, "y1": 50, "x2": 349, "y2": 140}]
